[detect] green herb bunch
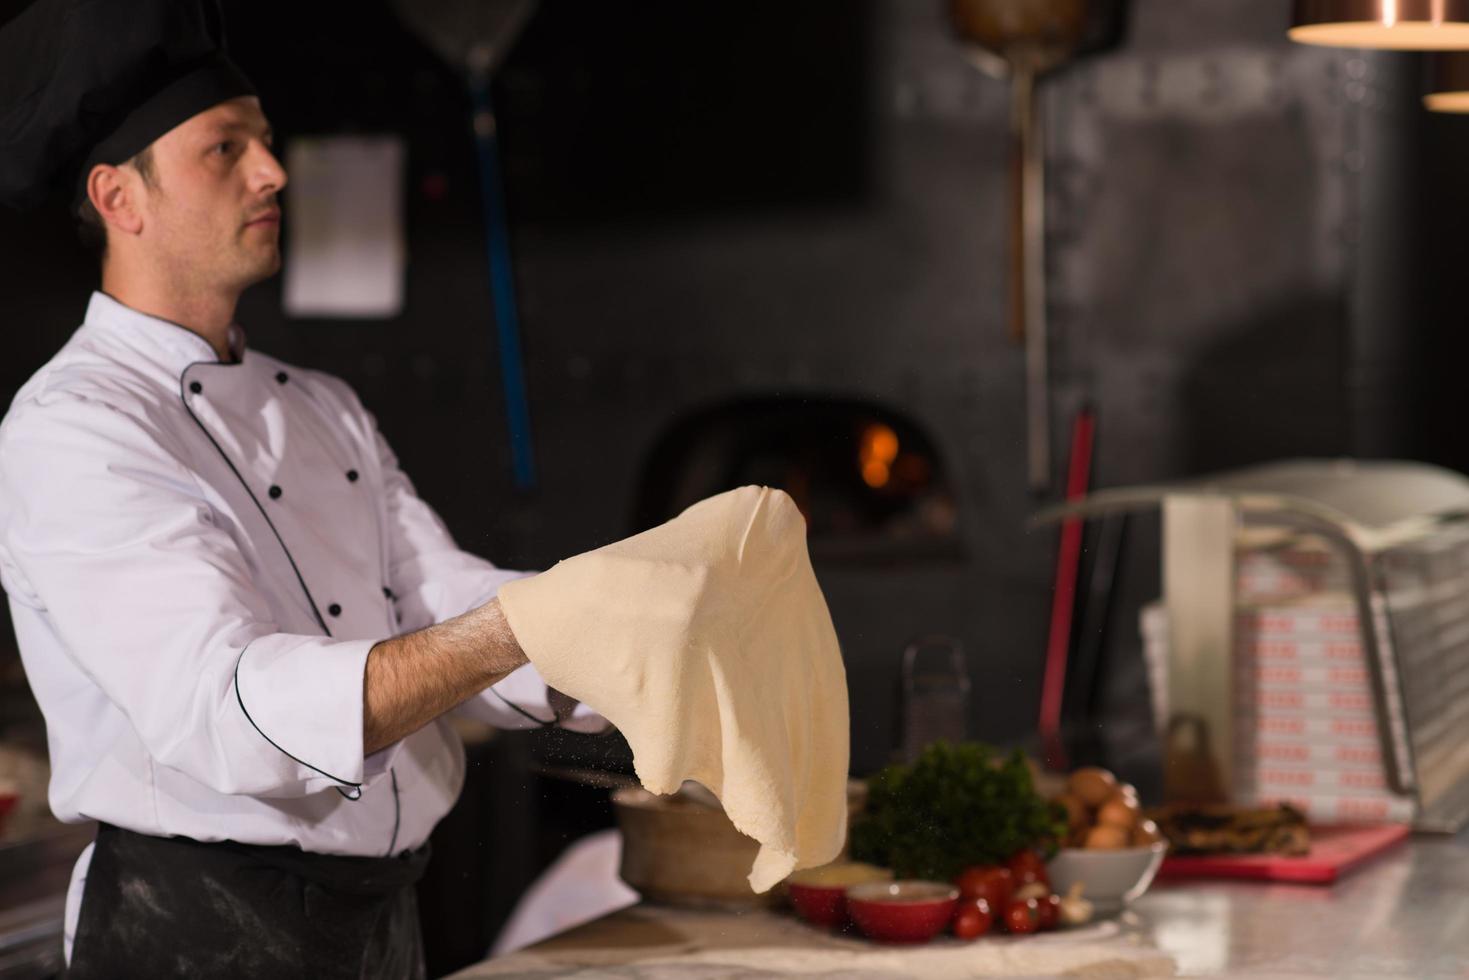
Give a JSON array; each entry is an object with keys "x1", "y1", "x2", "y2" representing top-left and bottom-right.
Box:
[{"x1": 848, "y1": 741, "x2": 1068, "y2": 882}]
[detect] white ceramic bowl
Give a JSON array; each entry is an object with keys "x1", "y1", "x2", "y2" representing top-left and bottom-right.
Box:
[{"x1": 1045, "y1": 843, "x2": 1168, "y2": 915}]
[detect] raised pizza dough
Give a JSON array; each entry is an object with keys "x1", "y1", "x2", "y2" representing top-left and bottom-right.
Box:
[{"x1": 498, "y1": 486, "x2": 849, "y2": 892}]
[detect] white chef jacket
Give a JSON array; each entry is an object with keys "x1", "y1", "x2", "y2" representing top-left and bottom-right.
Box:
[{"x1": 0, "y1": 292, "x2": 604, "y2": 948}]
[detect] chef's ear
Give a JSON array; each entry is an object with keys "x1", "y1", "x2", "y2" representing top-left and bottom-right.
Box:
[{"x1": 87, "y1": 162, "x2": 147, "y2": 238}]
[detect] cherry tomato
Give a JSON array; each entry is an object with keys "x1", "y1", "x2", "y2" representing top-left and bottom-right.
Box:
[
  {"x1": 955, "y1": 865, "x2": 995, "y2": 898},
  {"x1": 951, "y1": 897, "x2": 994, "y2": 940},
  {"x1": 1006, "y1": 849, "x2": 1050, "y2": 889},
  {"x1": 1036, "y1": 893, "x2": 1061, "y2": 930},
  {"x1": 1003, "y1": 897, "x2": 1041, "y2": 935},
  {"x1": 956, "y1": 865, "x2": 1013, "y2": 911}
]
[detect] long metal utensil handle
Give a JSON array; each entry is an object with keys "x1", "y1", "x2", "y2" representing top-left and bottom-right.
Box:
[
  {"x1": 1007, "y1": 68, "x2": 1027, "y2": 347},
  {"x1": 1013, "y1": 65, "x2": 1050, "y2": 494},
  {"x1": 472, "y1": 74, "x2": 537, "y2": 490},
  {"x1": 1039, "y1": 405, "x2": 1095, "y2": 770}
]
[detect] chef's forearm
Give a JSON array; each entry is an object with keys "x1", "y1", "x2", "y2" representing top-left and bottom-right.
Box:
[{"x1": 362, "y1": 597, "x2": 527, "y2": 756}]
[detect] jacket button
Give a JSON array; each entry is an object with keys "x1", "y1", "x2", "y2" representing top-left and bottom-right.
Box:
[
  {"x1": 189, "y1": 381, "x2": 203, "y2": 394},
  {"x1": 268, "y1": 485, "x2": 282, "y2": 499},
  {"x1": 276, "y1": 371, "x2": 289, "y2": 384},
  {"x1": 382, "y1": 587, "x2": 394, "y2": 599},
  {"x1": 346, "y1": 469, "x2": 359, "y2": 482},
  {"x1": 328, "y1": 603, "x2": 342, "y2": 617}
]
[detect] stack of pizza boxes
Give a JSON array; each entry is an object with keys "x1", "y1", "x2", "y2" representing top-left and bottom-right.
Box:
[{"x1": 1142, "y1": 531, "x2": 1417, "y2": 824}]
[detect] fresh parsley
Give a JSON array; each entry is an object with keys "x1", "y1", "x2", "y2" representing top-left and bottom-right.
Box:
[{"x1": 849, "y1": 741, "x2": 1068, "y2": 882}]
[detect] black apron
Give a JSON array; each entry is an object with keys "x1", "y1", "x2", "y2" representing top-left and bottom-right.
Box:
[{"x1": 67, "y1": 823, "x2": 431, "y2": 980}]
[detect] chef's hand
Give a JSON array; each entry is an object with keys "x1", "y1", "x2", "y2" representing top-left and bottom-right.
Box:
[{"x1": 362, "y1": 596, "x2": 528, "y2": 756}]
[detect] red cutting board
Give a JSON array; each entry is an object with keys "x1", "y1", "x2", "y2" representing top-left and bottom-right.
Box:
[{"x1": 1155, "y1": 823, "x2": 1410, "y2": 884}]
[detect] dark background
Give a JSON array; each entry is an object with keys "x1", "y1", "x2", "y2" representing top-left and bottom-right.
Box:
[{"x1": 4, "y1": 0, "x2": 1469, "y2": 974}]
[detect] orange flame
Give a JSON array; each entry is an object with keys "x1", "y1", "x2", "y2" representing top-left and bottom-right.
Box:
[{"x1": 859, "y1": 423, "x2": 900, "y2": 488}]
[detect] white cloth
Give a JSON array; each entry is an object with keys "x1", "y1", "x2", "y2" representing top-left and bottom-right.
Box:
[
  {"x1": 0, "y1": 292, "x2": 604, "y2": 958},
  {"x1": 500, "y1": 486, "x2": 850, "y2": 893},
  {"x1": 490, "y1": 829, "x2": 638, "y2": 957}
]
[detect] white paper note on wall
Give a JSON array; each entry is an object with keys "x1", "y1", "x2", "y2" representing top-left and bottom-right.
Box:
[{"x1": 283, "y1": 135, "x2": 406, "y2": 319}]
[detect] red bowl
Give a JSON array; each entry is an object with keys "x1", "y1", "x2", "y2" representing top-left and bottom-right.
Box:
[
  {"x1": 786, "y1": 863, "x2": 893, "y2": 929},
  {"x1": 845, "y1": 880, "x2": 960, "y2": 944},
  {"x1": 788, "y1": 881, "x2": 848, "y2": 928}
]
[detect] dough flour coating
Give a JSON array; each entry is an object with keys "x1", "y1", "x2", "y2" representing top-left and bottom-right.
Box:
[{"x1": 499, "y1": 486, "x2": 850, "y2": 892}]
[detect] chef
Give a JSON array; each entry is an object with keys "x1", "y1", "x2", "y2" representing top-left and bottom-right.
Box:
[{"x1": 0, "y1": 1, "x2": 608, "y2": 976}]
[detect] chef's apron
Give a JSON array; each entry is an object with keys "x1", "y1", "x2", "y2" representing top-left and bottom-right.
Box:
[{"x1": 67, "y1": 823, "x2": 431, "y2": 980}]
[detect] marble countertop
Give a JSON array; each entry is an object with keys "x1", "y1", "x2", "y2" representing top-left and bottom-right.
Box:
[{"x1": 453, "y1": 829, "x2": 1468, "y2": 978}]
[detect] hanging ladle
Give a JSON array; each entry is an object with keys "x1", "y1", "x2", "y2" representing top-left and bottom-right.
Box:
[{"x1": 950, "y1": 0, "x2": 1101, "y2": 494}]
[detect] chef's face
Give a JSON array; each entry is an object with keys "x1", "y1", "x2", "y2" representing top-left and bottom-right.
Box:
[{"x1": 132, "y1": 96, "x2": 286, "y2": 294}]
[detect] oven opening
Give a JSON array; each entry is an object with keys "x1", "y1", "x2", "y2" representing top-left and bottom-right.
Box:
[{"x1": 633, "y1": 396, "x2": 961, "y2": 563}]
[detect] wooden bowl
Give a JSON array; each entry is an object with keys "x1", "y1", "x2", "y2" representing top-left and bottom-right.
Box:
[
  {"x1": 613, "y1": 786, "x2": 769, "y2": 910},
  {"x1": 613, "y1": 779, "x2": 871, "y2": 911}
]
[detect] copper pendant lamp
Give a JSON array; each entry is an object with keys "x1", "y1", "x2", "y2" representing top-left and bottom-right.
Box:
[
  {"x1": 1425, "y1": 53, "x2": 1469, "y2": 109},
  {"x1": 1290, "y1": 0, "x2": 1469, "y2": 49}
]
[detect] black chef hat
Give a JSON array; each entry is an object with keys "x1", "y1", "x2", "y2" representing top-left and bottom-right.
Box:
[{"x1": 0, "y1": 0, "x2": 255, "y2": 212}]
